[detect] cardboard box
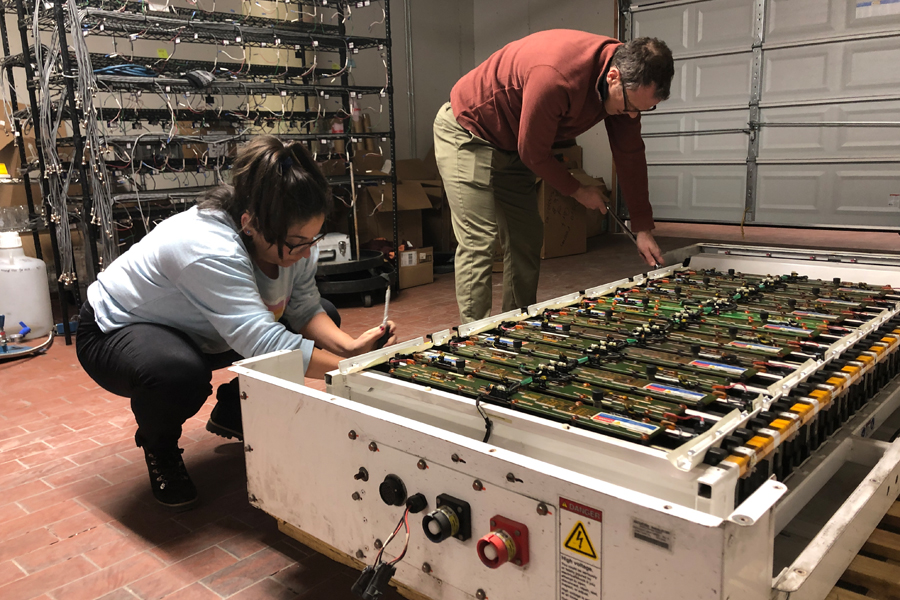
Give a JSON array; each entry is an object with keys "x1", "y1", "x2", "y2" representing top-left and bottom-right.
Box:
[
  {"x1": 359, "y1": 180, "x2": 432, "y2": 248},
  {"x1": 586, "y1": 177, "x2": 611, "y2": 239},
  {"x1": 399, "y1": 246, "x2": 433, "y2": 289},
  {"x1": 356, "y1": 155, "x2": 446, "y2": 249},
  {"x1": 551, "y1": 144, "x2": 583, "y2": 170},
  {"x1": 317, "y1": 158, "x2": 347, "y2": 177},
  {"x1": 538, "y1": 169, "x2": 607, "y2": 259},
  {"x1": 398, "y1": 153, "x2": 457, "y2": 252},
  {"x1": 352, "y1": 152, "x2": 386, "y2": 175},
  {"x1": 0, "y1": 129, "x2": 40, "y2": 211}
]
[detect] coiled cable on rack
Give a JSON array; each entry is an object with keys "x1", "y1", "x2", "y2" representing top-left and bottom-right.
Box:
[{"x1": 71, "y1": 2, "x2": 117, "y2": 269}]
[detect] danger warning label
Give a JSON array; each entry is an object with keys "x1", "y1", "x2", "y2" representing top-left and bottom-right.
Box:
[
  {"x1": 564, "y1": 522, "x2": 597, "y2": 559},
  {"x1": 559, "y1": 497, "x2": 601, "y2": 599}
]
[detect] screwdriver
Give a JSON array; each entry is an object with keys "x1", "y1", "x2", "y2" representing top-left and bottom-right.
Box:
[{"x1": 603, "y1": 201, "x2": 661, "y2": 269}]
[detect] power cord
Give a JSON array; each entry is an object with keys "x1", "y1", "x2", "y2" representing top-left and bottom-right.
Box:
[{"x1": 352, "y1": 493, "x2": 426, "y2": 599}]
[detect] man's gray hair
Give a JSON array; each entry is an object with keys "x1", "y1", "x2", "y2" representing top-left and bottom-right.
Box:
[{"x1": 613, "y1": 37, "x2": 675, "y2": 101}]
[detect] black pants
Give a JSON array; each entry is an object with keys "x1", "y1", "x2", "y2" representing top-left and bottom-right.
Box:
[{"x1": 76, "y1": 299, "x2": 340, "y2": 451}]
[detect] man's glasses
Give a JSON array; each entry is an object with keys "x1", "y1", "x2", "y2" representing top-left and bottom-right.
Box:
[
  {"x1": 284, "y1": 232, "x2": 326, "y2": 254},
  {"x1": 621, "y1": 84, "x2": 657, "y2": 115}
]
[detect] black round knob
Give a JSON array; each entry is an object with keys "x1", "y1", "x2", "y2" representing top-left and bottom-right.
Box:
[
  {"x1": 674, "y1": 286, "x2": 682, "y2": 296},
  {"x1": 833, "y1": 277, "x2": 841, "y2": 285},
  {"x1": 645, "y1": 365, "x2": 658, "y2": 379},
  {"x1": 728, "y1": 269, "x2": 735, "y2": 276},
  {"x1": 690, "y1": 344, "x2": 701, "y2": 355},
  {"x1": 811, "y1": 287, "x2": 820, "y2": 295},
  {"x1": 787, "y1": 298, "x2": 796, "y2": 308},
  {"x1": 728, "y1": 327, "x2": 738, "y2": 338},
  {"x1": 379, "y1": 474, "x2": 407, "y2": 507},
  {"x1": 759, "y1": 311, "x2": 768, "y2": 322}
]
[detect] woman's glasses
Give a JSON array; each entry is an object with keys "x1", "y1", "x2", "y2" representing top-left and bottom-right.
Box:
[{"x1": 284, "y1": 232, "x2": 326, "y2": 254}]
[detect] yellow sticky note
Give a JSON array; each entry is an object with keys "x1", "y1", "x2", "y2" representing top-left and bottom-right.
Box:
[
  {"x1": 157, "y1": 48, "x2": 169, "y2": 59},
  {"x1": 0, "y1": 163, "x2": 8, "y2": 175}
]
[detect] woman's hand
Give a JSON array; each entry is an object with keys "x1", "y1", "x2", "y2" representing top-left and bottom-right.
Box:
[{"x1": 352, "y1": 321, "x2": 398, "y2": 355}]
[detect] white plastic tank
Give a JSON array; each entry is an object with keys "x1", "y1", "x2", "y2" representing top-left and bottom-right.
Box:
[{"x1": 0, "y1": 232, "x2": 53, "y2": 340}]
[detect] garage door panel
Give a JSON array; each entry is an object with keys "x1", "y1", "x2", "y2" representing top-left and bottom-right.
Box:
[
  {"x1": 764, "y1": 47, "x2": 832, "y2": 99},
  {"x1": 633, "y1": 0, "x2": 754, "y2": 56},
  {"x1": 767, "y1": 0, "x2": 900, "y2": 43},
  {"x1": 838, "y1": 101, "x2": 900, "y2": 152},
  {"x1": 759, "y1": 107, "x2": 830, "y2": 155},
  {"x1": 644, "y1": 134, "x2": 686, "y2": 158},
  {"x1": 764, "y1": 39, "x2": 900, "y2": 104},
  {"x1": 691, "y1": 55, "x2": 753, "y2": 106},
  {"x1": 851, "y1": 1, "x2": 900, "y2": 28},
  {"x1": 756, "y1": 165, "x2": 900, "y2": 228},
  {"x1": 696, "y1": 1, "x2": 755, "y2": 48},
  {"x1": 633, "y1": 7, "x2": 688, "y2": 52},
  {"x1": 767, "y1": 0, "x2": 833, "y2": 41},
  {"x1": 647, "y1": 172, "x2": 683, "y2": 210},
  {"x1": 649, "y1": 166, "x2": 746, "y2": 222},
  {"x1": 628, "y1": 0, "x2": 898, "y2": 230},
  {"x1": 644, "y1": 111, "x2": 748, "y2": 162},
  {"x1": 834, "y1": 169, "x2": 900, "y2": 219},
  {"x1": 757, "y1": 169, "x2": 827, "y2": 213},
  {"x1": 845, "y1": 44, "x2": 900, "y2": 89},
  {"x1": 759, "y1": 101, "x2": 900, "y2": 158}
]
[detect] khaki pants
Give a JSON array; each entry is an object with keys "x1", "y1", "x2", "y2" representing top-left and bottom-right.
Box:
[{"x1": 433, "y1": 102, "x2": 543, "y2": 324}]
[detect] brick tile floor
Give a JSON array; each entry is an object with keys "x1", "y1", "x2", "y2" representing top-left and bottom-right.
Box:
[{"x1": 1, "y1": 224, "x2": 897, "y2": 599}]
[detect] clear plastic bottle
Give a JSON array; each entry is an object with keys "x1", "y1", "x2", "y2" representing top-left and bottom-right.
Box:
[{"x1": 0, "y1": 232, "x2": 53, "y2": 339}]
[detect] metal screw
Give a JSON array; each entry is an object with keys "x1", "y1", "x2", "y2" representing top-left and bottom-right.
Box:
[
  {"x1": 356, "y1": 550, "x2": 365, "y2": 559},
  {"x1": 490, "y1": 520, "x2": 496, "y2": 527},
  {"x1": 354, "y1": 467, "x2": 368, "y2": 482},
  {"x1": 514, "y1": 559, "x2": 521, "y2": 565},
  {"x1": 240, "y1": 391, "x2": 248, "y2": 400},
  {"x1": 417, "y1": 459, "x2": 427, "y2": 470},
  {"x1": 348, "y1": 430, "x2": 357, "y2": 440},
  {"x1": 368, "y1": 441, "x2": 378, "y2": 452},
  {"x1": 451, "y1": 453, "x2": 460, "y2": 462},
  {"x1": 514, "y1": 530, "x2": 520, "y2": 536},
  {"x1": 475, "y1": 589, "x2": 486, "y2": 600},
  {"x1": 536, "y1": 502, "x2": 549, "y2": 515},
  {"x1": 422, "y1": 562, "x2": 432, "y2": 574},
  {"x1": 506, "y1": 473, "x2": 516, "y2": 483},
  {"x1": 374, "y1": 539, "x2": 383, "y2": 549},
  {"x1": 472, "y1": 479, "x2": 483, "y2": 491},
  {"x1": 351, "y1": 492, "x2": 361, "y2": 501}
]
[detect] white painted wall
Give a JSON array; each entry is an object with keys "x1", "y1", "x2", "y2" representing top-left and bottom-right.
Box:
[{"x1": 391, "y1": 0, "x2": 474, "y2": 160}]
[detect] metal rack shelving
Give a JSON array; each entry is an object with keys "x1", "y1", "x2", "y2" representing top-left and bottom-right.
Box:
[{"x1": 0, "y1": 0, "x2": 399, "y2": 343}]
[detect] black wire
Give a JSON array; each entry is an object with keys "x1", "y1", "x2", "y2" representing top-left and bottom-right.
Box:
[{"x1": 475, "y1": 395, "x2": 493, "y2": 444}]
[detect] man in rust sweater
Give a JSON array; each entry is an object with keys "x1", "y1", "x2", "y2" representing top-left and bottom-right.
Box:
[{"x1": 434, "y1": 31, "x2": 674, "y2": 323}]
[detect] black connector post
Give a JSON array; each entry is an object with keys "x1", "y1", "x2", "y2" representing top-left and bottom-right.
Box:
[
  {"x1": 362, "y1": 563, "x2": 396, "y2": 600},
  {"x1": 351, "y1": 565, "x2": 377, "y2": 598}
]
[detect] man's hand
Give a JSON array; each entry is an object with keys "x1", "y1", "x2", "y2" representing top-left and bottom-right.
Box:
[
  {"x1": 352, "y1": 321, "x2": 397, "y2": 354},
  {"x1": 571, "y1": 185, "x2": 610, "y2": 212},
  {"x1": 635, "y1": 230, "x2": 664, "y2": 267}
]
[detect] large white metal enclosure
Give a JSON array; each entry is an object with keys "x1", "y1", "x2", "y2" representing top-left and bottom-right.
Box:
[
  {"x1": 236, "y1": 245, "x2": 900, "y2": 600},
  {"x1": 622, "y1": 0, "x2": 900, "y2": 230}
]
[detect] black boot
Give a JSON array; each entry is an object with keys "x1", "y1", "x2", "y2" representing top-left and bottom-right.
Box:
[
  {"x1": 206, "y1": 377, "x2": 243, "y2": 441},
  {"x1": 143, "y1": 446, "x2": 198, "y2": 511}
]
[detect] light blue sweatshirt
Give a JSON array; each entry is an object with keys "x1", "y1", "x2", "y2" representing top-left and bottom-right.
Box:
[{"x1": 87, "y1": 206, "x2": 322, "y2": 371}]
